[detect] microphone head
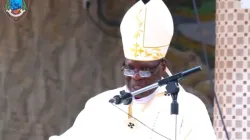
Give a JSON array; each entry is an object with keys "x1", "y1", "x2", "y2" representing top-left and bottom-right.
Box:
[
  {"x1": 109, "y1": 99, "x2": 115, "y2": 103},
  {"x1": 109, "y1": 95, "x2": 122, "y2": 104}
]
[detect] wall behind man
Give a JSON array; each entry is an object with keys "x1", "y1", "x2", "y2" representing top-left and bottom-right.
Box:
[{"x1": 0, "y1": 0, "x2": 215, "y2": 139}]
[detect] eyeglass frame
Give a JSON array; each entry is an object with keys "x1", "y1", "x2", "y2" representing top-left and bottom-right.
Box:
[{"x1": 121, "y1": 59, "x2": 164, "y2": 78}]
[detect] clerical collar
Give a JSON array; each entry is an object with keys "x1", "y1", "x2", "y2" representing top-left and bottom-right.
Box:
[{"x1": 124, "y1": 86, "x2": 160, "y2": 104}]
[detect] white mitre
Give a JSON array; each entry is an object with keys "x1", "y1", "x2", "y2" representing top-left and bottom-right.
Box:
[{"x1": 120, "y1": 0, "x2": 174, "y2": 61}]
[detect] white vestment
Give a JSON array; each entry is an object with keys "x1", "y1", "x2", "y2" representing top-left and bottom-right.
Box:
[{"x1": 49, "y1": 85, "x2": 217, "y2": 140}]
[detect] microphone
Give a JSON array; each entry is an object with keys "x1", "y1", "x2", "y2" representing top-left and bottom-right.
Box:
[
  {"x1": 109, "y1": 66, "x2": 202, "y2": 105},
  {"x1": 132, "y1": 66, "x2": 202, "y2": 97},
  {"x1": 109, "y1": 95, "x2": 121, "y2": 104},
  {"x1": 158, "y1": 66, "x2": 202, "y2": 85},
  {"x1": 109, "y1": 90, "x2": 133, "y2": 105}
]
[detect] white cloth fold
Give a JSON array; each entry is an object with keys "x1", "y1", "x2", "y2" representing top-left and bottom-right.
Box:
[{"x1": 48, "y1": 83, "x2": 217, "y2": 140}]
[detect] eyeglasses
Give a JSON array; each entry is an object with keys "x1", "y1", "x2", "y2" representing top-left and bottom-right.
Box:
[{"x1": 121, "y1": 63, "x2": 161, "y2": 78}]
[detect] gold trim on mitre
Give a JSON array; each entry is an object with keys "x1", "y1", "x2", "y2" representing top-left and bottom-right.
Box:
[{"x1": 120, "y1": 0, "x2": 174, "y2": 61}]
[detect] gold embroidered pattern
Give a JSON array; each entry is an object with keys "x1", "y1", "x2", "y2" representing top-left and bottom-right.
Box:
[
  {"x1": 130, "y1": 8, "x2": 144, "y2": 57},
  {"x1": 126, "y1": 104, "x2": 138, "y2": 129},
  {"x1": 128, "y1": 8, "x2": 167, "y2": 60}
]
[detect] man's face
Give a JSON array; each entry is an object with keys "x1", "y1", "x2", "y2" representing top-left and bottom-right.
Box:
[{"x1": 123, "y1": 58, "x2": 166, "y2": 99}]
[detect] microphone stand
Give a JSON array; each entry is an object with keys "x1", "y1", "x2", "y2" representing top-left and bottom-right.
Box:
[
  {"x1": 109, "y1": 66, "x2": 202, "y2": 140},
  {"x1": 166, "y1": 81, "x2": 179, "y2": 140},
  {"x1": 109, "y1": 66, "x2": 202, "y2": 106}
]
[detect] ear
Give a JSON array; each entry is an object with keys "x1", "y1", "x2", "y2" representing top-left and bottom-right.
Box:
[
  {"x1": 123, "y1": 58, "x2": 127, "y2": 66},
  {"x1": 159, "y1": 64, "x2": 166, "y2": 76},
  {"x1": 161, "y1": 59, "x2": 167, "y2": 70},
  {"x1": 160, "y1": 59, "x2": 167, "y2": 76},
  {"x1": 161, "y1": 63, "x2": 166, "y2": 71}
]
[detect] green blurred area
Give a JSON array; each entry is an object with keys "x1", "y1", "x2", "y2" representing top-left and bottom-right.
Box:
[{"x1": 176, "y1": 1, "x2": 215, "y2": 15}]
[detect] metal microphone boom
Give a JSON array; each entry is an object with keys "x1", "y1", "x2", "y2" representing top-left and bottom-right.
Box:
[{"x1": 109, "y1": 66, "x2": 202, "y2": 105}]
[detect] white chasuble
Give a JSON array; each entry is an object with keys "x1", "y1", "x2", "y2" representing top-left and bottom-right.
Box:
[{"x1": 48, "y1": 86, "x2": 216, "y2": 140}]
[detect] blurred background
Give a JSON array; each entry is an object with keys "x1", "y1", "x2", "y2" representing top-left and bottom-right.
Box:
[{"x1": 0, "y1": 0, "x2": 216, "y2": 139}]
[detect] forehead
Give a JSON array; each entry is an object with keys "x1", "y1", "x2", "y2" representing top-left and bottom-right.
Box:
[{"x1": 124, "y1": 59, "x2": 160, "y2": 67}]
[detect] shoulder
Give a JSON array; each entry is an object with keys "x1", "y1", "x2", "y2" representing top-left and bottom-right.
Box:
[
  {"x1": 178, "y1": 90, "x2": 211, "y2": 121},
  {"x1": 182, "y1": 91, "x2": 205, "y2": 104},
  {"x1": 179, "y1": 90, "x2": 207, "y2": 112},
  {"x1": 85, "y1": 86, "x2": 125, "y2": 109},
  {"x1": 75, "y1": 86, "x2": 125, "y2": 120}
]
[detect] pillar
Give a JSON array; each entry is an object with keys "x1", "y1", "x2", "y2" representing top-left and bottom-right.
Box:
[{"x1": 214, "y1": 0, "x2": 250, "y2": 139}]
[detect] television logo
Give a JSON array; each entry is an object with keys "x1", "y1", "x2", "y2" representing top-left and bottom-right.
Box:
[{"x1": 1, "y1": 0, "x2": 29, "y2": 23}]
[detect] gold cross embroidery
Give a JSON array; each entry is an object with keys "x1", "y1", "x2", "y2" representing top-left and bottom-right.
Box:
[{"x1": 130, "y1": 43, "x2": 144, "y2": 57}]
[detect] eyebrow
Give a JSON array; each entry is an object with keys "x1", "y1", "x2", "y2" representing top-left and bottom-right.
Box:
[
  {"x1": 123, "y1": 59, "x2": 162, "y2": 68},
  {"x1": 124, "y1": 63, "x2": 159, "y2": 70}
]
